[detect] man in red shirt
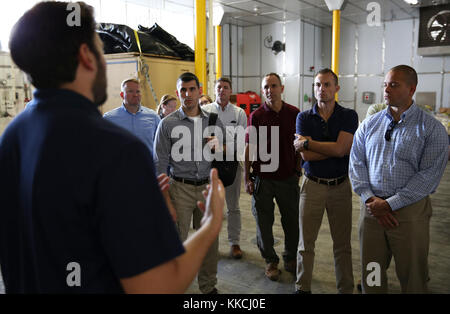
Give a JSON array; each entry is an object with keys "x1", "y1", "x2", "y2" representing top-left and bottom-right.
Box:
[{"x1": 244, "y1": 73, "x2": 301, "y2": 281}]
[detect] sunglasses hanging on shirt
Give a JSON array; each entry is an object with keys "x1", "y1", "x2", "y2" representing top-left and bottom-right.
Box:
[{"x1": 385, "y1": 120, "x2": 398, "y2": 141}]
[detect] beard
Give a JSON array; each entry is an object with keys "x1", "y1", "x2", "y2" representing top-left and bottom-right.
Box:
[{"x1": 92, "y1": 54, "x2": 107, "y2": 107}]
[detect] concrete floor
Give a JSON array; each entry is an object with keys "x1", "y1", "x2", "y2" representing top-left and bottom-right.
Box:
[
  {"x1": 1, "y1": 165, "x2": 449, "y2": 294},
  {"x1": 186, "y1": 164, "x2": 450, "y2": 294}
]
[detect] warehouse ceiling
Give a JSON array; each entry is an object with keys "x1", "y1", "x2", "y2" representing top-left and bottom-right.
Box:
[{"x1": 210, "y1": 0, "x2": 450, "y2": 27}]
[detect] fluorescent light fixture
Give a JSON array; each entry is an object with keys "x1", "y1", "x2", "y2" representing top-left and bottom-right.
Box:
[{"x1": 404, "y1": 0, "x2": 419, "y2": 5}]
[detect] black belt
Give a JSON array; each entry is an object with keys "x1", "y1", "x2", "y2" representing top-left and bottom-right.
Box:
[
  {"x1": 305, "y1": 173, "x2": 347, "y2": 186},
  {"x1": 171, "y1": 175, "x2": 209, "y2": 186}
]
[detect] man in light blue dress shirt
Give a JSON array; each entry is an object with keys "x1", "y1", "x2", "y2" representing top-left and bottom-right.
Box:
[
  {"x1": 349, "y1": 65, "x2": 448, "y2": 294},
  {"x1": 103, "y1": 78, "x2": 160, "y2": 154}
]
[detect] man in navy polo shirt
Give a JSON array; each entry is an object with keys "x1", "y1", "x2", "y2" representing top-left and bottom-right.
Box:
[
  {"x1": 0, "y1": 1, "x2": 224, "y2": 294},
  {"x1": 244, "y1": 72, "x2": 301, "y2": 281},
  {"x1": 293, "y1": 68, "x2": 358, "y2": 294}
]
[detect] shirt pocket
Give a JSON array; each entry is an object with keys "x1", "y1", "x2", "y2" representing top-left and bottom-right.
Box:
[{"x1": 394, "y1": 132, "x2": 424, "y2": 165}]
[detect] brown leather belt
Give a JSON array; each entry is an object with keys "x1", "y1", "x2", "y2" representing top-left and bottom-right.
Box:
[
  {"x1": 305, "y1": 173, "x2": 347, "y2": 186},
  {"x1": 171, "y1": 175, "x2": 209, "y2": 186}
]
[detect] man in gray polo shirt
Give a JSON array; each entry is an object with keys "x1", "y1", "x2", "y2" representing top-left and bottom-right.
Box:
[
  {"x1": 203, "y1": 77, "x2": 247, "y2": 259},
  {"x1": 153, "y1": 72, "x2": 225, "y2": 294}
]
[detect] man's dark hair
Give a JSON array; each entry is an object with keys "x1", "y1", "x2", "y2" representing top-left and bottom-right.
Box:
[
  {"x1": 316, "y1": 68, "x2": 339, "y2": 85},
  {"x1": 264, "y1": 73, "x2": 282, "y2": 85},
  {"x1": 9, "y1": 1, "x2": 98, "y2": 89},
  {"x1": 177, "y1": 72, "x2": 200, "y2": 88},
  {"x1": 389, "y1": 65, "x2": 418, "y2": 87},
  {"x1": 217, "y1": 77, "x2": 232, "y2": 88}
]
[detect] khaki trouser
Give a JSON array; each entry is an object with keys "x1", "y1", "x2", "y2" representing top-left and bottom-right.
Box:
[
  {"x1": 296, "y1": 177, "x2": 354, "y2": 293},
  {"x1": 359, "y1": 196, "x2": 432, "y2": 294},
  {"x1": 225, "y1": 164, "x2": 242, "y2": 246},
  {"x1": 169, "y1": 179, "x2": 219, "y2": 294}
]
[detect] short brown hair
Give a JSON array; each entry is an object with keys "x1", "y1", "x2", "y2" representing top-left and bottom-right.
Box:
[
  {"x1": 216, "y1": 77, "x2": 232, "y2": 88},
  {"x1": 389, "y1": 65, "x2": 418, "y2": 87},
  {"x1": 263, "y1": 73, "x2": 282, "y2": 85},
  {"x1": 316, "y1": 68, "x2": 338, "y2": 85},
  {"x1": 121, "y1": 78, "x2": 140, "y2": 91}
]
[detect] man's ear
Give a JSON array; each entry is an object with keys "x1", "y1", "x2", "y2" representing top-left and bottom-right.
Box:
[
  {"x1": 78, "y1": 43, "x2": 96, "y2": 71},
  {"x1": 335, "y1": 85, "x2": 341, "y2": 93},
  {"x1": 199, "y1": 87, "x2": 203, "y2": 95},
  {"x1": 120, "y1": 91, "x2": 124, "y2": 99},
  {"x1": 176, "y1": 90, "x2": 179, "y2": 99}
]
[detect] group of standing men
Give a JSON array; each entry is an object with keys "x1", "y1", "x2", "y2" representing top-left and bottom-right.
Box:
[
  {"x1": 109, "y1": 63, "x2": 448, "y2": 295},
  {"x1": 1, "y1": 1, "x2": 448, "y2": 295}
]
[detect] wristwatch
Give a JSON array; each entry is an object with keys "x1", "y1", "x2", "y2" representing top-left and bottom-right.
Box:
[{"x1": 303, "y1": 139, "x2": 309, "y2": 150}]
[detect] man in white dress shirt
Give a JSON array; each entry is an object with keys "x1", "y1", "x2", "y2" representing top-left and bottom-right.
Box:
[{"x1": 203, "y1": 77, "x2": 247, "y2": 259}]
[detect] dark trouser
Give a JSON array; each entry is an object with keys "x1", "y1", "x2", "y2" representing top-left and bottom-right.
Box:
[{"x1": 251, "y1": 174, "x2": 300, "y2": 264}]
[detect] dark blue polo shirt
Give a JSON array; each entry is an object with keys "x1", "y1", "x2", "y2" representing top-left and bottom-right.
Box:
[
  {"x1": 0, "y1": 89, "x2": 184, "y2": 293},
  {"x1": 296, "y1": 103, "x2": 358, "y2": 179}
]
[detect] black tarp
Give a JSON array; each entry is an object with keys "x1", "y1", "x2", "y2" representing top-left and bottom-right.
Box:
[
  {"x1": 97, "y1": 23, "x2": 194, "y2": 61},
  {"x1": 138, "y1": 23, "x2": 194, "y2": 61}
]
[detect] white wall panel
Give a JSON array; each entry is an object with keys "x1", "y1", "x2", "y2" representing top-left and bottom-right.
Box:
[
  {"x1": 222, "y1": 24, "x2": 231, "y2": 77},
  {"x1": 443, "y1": 74, "x2": 450, "y2": 108},
  {"x1": 231, "y1": 24, "x2": 239, "y2": 78},
  {"x1": 339, "y1": 22, "x2": 356, "y2": 75},
  {"x1": 285, "y1": 20, "x2": 301, "y2": 77},
  {"x1": 284, "y1": 76, "x2": 300, "y2": 109},
  {"x1": 242, "y1": 26, "x2": 261, "y2": 77},
  {"x1": 322, "y1": 27, "x2": 332, "y2": 69},
  {"x1": 261, "y1": 23, "x2": 284, "y2": 75},
  {"x1": 416, "y1": 74, "x2": 442, "y2": 110},
  {"x1": 242, "y1": 78, "x2": 261, "y2": 95},
  {"x1": 357, "y1": 24, "x2": 383, "y2": 74},
  {"x1": 338, "y1": 77, "x2": 355, "y2": 102},
  {"x1": 302, "y1": 77, "x2": 314, "y2": 112},
  {"x1": 314, "y1": 26, "x2": 323, "y2": 72},
  {"x1": 356, "y1": 76, "x2": 384, "y2": 121},
  {"x1": 303, "y1": 22, "x2": 315, "y2": 74},
  {"x1": 444, "y1": 56, "x2": 450, "y2": 72},
  {"x1": 384, "y1": 19, "x2": 413, "y2": 72}
]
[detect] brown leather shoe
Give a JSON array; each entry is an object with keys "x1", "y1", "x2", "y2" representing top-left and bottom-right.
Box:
[
  {"x1": 265, "y1": 263, "x2": 281, "y2": 281},
  {"x1": 284, "y1": 260, "x2": 296, "y2": 274},
  {"x1": 230, "y1": 245, "x2": 243, "y2": 259}
]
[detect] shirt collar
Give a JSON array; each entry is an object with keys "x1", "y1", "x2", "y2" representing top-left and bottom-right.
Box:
[
  {"x1": 262, "y1": 101, "x2": 286, "y2": 112},
  {"x1": 384, "y1": 100, "x2": 417, "y2": 123},
  {"x1": 177, "y1": 105, "x2": 208, "y2": 120},
  {"x1": 312, "y1": 102, "x2": 342, "y2": 118},
  {"x1": 32, "y1": 88, "x2": 98, "y2": 113},
  {"x1": 214, "y1": 101, "x2": 230, "y2": 112},
  {"x1": 121, "y1": 103, "x2": 142, "y2": 115}
]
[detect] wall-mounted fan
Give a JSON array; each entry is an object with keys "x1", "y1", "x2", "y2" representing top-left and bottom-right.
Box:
[{"x1": 427, "y1": 10, "x2": 450, "y2": 42}]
